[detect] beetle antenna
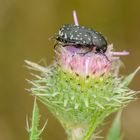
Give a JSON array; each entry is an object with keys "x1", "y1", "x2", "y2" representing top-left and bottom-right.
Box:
[{"x1": 73, "y1": 10, "x2": 79, "y2": 26}]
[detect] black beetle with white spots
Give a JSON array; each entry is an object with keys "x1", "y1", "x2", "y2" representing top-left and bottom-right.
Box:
[{"x1": 55, "y1": 24, "x2": 108, "y2": 54}]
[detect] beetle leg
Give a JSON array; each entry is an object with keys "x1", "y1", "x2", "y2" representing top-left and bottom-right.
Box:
[
  {"x1": 54, "y1": 43, "x2": 58, "y2": 49},
  {"x1": 95, "y1": 51, "x2": 110, "y2": 61}
]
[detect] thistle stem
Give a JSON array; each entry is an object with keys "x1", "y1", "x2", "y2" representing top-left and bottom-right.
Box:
[{"x1": 67, "y1": 127, "x2": 86, "y2": 140}]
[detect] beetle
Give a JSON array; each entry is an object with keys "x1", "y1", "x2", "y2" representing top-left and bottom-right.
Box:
[{"x1": 55, "y1": 24, "x2": 108, "y2": 54}]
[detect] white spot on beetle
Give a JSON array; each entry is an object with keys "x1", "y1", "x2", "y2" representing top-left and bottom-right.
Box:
[
  {"x1": 70, "y1": 35, "x2": 74, "y2": 39},
  {"x1": 64, "y1": 34, "x2": 67, "y2": 38}
]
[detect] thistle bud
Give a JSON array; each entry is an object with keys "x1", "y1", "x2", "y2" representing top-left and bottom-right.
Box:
[{"x1": 26, "y1": 42, "x2": 139, "y2": 140}]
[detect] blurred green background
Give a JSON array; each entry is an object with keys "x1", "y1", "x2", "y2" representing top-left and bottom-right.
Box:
[{"x1": 0, "y1": 0, "x2": 140, "y2": 140}]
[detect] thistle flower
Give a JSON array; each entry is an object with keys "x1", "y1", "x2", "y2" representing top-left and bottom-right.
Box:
[
  {"x1": 26, "y1": 11, "x2": 139, "y2": 140},
  {"x1": 56, "y1": 45, "x2": 111, "y2": 78}
]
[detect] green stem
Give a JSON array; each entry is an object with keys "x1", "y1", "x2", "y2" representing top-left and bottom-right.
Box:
[{"x1": 67, "y1": 126, "x2": 86, "y2": 140}]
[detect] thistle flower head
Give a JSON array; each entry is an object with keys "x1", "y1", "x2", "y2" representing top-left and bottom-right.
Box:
[
  {"x1": 26, "y1": 11, "x2": 139, "y2": 140},
  {"x1": 56, "y1": 45, "x2": 112, "y2": 78},
  {"x1": 55, "y1": 42, "x2": 127, "y2": 80}
]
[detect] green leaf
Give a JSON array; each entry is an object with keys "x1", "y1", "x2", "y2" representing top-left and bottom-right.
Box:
[
  {"x1": 107, "y1": 111, "x2": 122, "y2": 140},
  {"x1": 122, "y1": 66, "x2": 140, "y2": 86},
  {"x1": 27, "y1": 98, "x2": 47, "y2": 140},
  {"x1": 29, "y1": 98, "x2": 40, "y2": 140}
]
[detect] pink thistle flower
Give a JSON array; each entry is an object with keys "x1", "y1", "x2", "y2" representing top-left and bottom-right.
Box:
[
  {"x1": 56, "y1": 45, "x2": 112, "y2": 78},
  {"x1": 55, "y1": 43, "x2": 128, "y2": 78}
]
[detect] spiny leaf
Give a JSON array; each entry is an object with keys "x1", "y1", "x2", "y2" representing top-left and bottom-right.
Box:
[
  {"x1": 29, "y1": 98, "x2": 40, "y2": 140},
  {"x1": 28, "y1": 98, "x2": 48, "y2": 140},
  {"x1": 122, "y1": 66, "x2": 140, "y2": 86},
  {"x1": 107, "y1": 111, "x2": 122, "y2": 140}
]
